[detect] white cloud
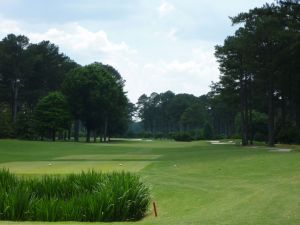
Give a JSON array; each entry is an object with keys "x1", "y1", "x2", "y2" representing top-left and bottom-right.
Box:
[
  {"x1": 141, "y1": 46, "x2": 219, "y2": 98},
  {"x1": 153, "y1": 27, "x2": 178, "y2": 42},
  {"x1": 27, "y1": 23, "x2": 136, "y2": 64},
  {"x1": 0, "y1": 18, "x2": 219, "y2": 103},
  {"x1": 158, "y1": 0, "x2": 175, "y2": 18},
  {"x1": 166, "y1": 28, "x2": 178, "y2": 41},
  {"x1": 0, "y1": 19, "x2": 135, "y2": 64},
  {"x1": 0, "y1": 18, "x2": 141, "y2": 100},
  {"x1": 0, "y1": 18, "x2": 22, "y2": 34}
]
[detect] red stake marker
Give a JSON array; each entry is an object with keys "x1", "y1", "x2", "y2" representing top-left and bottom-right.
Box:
[{"x1": 153, "y1": 201, "x2": 158, "y2": 217}]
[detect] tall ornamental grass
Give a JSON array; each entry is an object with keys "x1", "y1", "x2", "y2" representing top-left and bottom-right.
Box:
[{"x1": 0, "y1": 169, "x2": 150, "y2": 222}]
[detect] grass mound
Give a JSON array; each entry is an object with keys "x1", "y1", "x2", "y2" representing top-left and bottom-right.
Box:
[{"x1": 0, "y1": 169, "x2": 150, "y2": 222}]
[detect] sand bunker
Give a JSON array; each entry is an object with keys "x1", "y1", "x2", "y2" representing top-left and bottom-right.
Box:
[
  {"x1": 269, "y1": 148, "x2": 292, "y2": 153},
  {"x1": 208, "y1": 140, "x2": 235, "y2": 145}
]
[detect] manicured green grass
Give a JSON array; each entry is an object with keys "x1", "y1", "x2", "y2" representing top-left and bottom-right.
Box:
[{"x1": 0, "y1": 139, "x2": 300, "y2": 224}]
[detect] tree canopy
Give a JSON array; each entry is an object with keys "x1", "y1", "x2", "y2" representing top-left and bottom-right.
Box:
[{"x1": 0, "y1": 34, "x2": 131, "y2": 142}]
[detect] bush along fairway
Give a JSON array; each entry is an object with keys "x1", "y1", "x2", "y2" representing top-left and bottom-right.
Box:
[{"x1": 0, "y1": 169, "x2": 150, "y2": 222}]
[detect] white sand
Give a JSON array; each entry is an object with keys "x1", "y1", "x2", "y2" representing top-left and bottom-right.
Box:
[
  {"x1": 269, "y1": 148, "x2": 292, "y2": 152},
  {"x1": 208, "y1": 140, "x2": 235, "y2": 145}
]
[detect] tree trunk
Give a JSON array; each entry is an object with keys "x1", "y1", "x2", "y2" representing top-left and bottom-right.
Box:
[
  {"x1": 268, "y1": 81, "x2": 275, "y2": 147},
  {"x1": 52, "y1": 130, "x2": 56, "y2": 142},
  {"x1": 11, "y1": 79, "x2": 19, "y2": 124},
  {"x1": 74, "y1": 119, "x2": 79, "y2": 142},
  {"x1": 295, "y1": 104, "x2": 300, "y2": 143},
  {"x1": 63, "y1": 131, "x2": 67, "y2": 140},
  {"x1": 104, "y1": 118, "x2": 108, "y2": 142},
  {"x1": 86, "y1": 128, "x2": 91, "y2": 142},
  {"x1": 249, "y1": 74, "x2": 253, "y2": 145},
  {"x1": 100, "y1": 128, "x2": 103, "y2": 142},
  {"x1": 68, "y1": 128, "x2": 71, "y2": 141},
  {"x1": 58, "y1": 131, "x2": 63, "y2": 140},
  {"x1": 244, "y1": 91, "x2": 249, "y2": 145},
  {"x1": 93, "y1": 131, "x2": 97, "y2": 143},
  {"x1": 249, "y1": 108, "x2": 253, "y2": 145},
  {"x1": 240, "y1": 74, "x2": 248, "y2": 146}
]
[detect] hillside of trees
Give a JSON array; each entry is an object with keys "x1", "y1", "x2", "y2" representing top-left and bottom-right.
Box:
[{"x1": 1, "y1": 1, "x2": 299, "y2": 145}]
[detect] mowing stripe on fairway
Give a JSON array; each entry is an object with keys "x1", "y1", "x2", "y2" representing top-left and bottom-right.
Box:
[{"x1": 0, "y1": 161, "x2": 153, "y2": 174}]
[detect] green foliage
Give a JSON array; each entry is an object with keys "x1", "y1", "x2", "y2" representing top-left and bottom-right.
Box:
[
  {"x1": 173, "y1": 132, "x2": 193, "y2": 142},
  {"x1": 277, "y1": 124, "x2": 299, "y2": 144},
  {"x1": 23, "y1": 41, "x2": 78, "y2": 107},
  {"x1": 15, "y1": 109, "x2": 36, "y2": 139},
  {"x1": 235, "y1": 111, "x2": 268, "y2": 140},
  {"x1": 214, "y1": 1, "x2": 300, "y2": 145},
  {"x1": 137, "y1": 131, "x2": 153, "y2": 139},
  {"x1": 34, "y1": 92, "x2": 71, "y2": 140},
  {"x1": 254, "y1": 132, "x2": 266, "y2": 142},
  {"x1": 0, "y1": 34, "x2": 130, "y2": 142},
  {"x1": 203, "y1": 123, "x2": 213, "y2": 140},
  {"x1": 180, "y1": 103, "x2": 205, "y2": 129},
  {"x1": 62, "y1": 63, "x2": 129, "y2": 142},
  {"x1": 154, "y1": 132, "x2": 164, "y2": 139},
  {"x1": 0, "y1": 169, "x2": 150, "y2": 222},
  {"x1": 137, "y1": 91, "x2": 211, "y2": 137},
  {"x1": 0, "y1": 34, "x2": 77, "y2": 124},
  {"x1": 0, "y1": 104, "x2": 13, "y2": 138},
  {"x1": 252, "y1": 111, "x2": 268, "y2": 139}
]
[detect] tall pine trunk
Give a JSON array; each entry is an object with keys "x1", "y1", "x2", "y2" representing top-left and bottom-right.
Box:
[
  {"x1": 68, "y1": 128, "x2": 71, "y2": 141},
  {"x1": 248, "y1": 74, "x2": 253, "y2": 145},
  {"x1": 268, "y1": 80, "x2": 275, "y2": 147},
  {"x1": 86, "y1": 128, "x2": 91, "y2": 142},
  {"x1": 104, "y1": 118, "x2": 108, "y2": 142},
  {"x1": 93, "y1": 131, "x2": 97, "y2": 143},
  {"x1": 74, "y1": 119, "x2": 79, "y2": 142},
  {"x1": 52, "y1": 130, "x2": 56, "y2": 142},
  {"x1": 295, "y1": 104, "x2": 300, "y2": 143},
  {"x1": 240, "y1": 73, "x2": 248, "y2": 146},
  {"x1": 12, "y1": 80, "x2": 19, "y2": 124}
]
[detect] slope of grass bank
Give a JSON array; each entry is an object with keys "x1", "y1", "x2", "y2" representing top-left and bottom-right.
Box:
[{"x1": 0, "y1": 139, "x2": 300, "y2": 224}]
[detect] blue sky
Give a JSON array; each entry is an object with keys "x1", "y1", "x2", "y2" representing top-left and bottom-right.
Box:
[{"x1": 0, "y1": 0, "x2": 273, "y2": 102}]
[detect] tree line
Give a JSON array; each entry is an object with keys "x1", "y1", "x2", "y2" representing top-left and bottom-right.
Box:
[
  {"x1": 134, "y1": 0, "x2": 300, "y2": 145},
  {"x1": 214, "y1": 0, "x2": 300, "y2": 146},
  {"x1": 134, "y1": 91, "x2": 214, "y2": 140},
  {"x1": 1, "y1": 0, "x2": 299, "y2": 145},
  {"x1": 0, "y1": 34, "x2": 130, "y2": 142}
]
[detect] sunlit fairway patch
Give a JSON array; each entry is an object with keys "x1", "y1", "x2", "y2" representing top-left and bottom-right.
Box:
[
  {"x1": 55, "y1": 154, "x2": 161, "y2": 161},
  {"x1": 0, "y1": 161, "x2": 152, "y2": 174}
]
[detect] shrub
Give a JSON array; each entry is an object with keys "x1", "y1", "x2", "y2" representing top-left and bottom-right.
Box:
[
  {"x1": 254, "y1": 132, "x2": 266, "y2": 142},
  {"x1": 277, "y1": 125, "x2": 298, "y2": 144},
  {"x1": 138, "y1": 131, "x2": 153, "y2": 139},
  {"x1": 15, "y1": 110, "x2": 37, "y2": 139},
  {"x1": 214, "y1": 134, "x2": 227, "y2": 140},
  {"x1": 154, "y1": 132, "x2": 164, "y2": 139},
  {"x1": 34, "y1": 92, "x2": 71, "y2": 141},
  {"x1": 173, "y1": 132, "x2": 193, "y2": 142},
  {"x1": 203, "y1": 123, "x2": 213, "y2": 140},
  {"x1": 0, "y1": 104, "x2": 14, "y2": 138},
  {"x1": 0, "y1": 169, "x2": 150, "y2": 222}
]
